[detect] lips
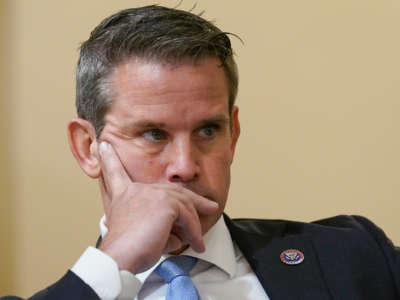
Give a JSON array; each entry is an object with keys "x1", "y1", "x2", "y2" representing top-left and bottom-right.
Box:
[{"x1": 185, "y1": 186, "x2": 214, "y2": 201}]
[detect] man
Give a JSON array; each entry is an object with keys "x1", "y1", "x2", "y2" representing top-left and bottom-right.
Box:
[{"x1": 2, "y1": 5, "x2": 400, "y2": 300}]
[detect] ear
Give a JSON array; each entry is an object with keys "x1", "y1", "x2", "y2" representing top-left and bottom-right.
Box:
[
  {"x1": 67, "y1": 118, "x2": 101, "y2": 178},
  {"x1": 229, "y1": 106, "x2": 240, "y2": 163}
]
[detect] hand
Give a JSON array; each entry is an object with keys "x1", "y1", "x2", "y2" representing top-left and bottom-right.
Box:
[{"x1": 97, "y1": 141, "x2": 218, "y2": 274}]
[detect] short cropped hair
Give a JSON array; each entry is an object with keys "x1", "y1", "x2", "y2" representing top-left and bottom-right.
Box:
[{"x1": 76, "y1": 5, "x2": 238, "y2": 137}]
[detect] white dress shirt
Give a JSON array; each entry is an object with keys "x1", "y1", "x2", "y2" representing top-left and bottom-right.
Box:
[{"x1": 72, "y1": 216, "x2": 270, "y2": 300}]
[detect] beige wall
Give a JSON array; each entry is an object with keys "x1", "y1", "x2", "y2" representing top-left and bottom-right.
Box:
[
  {"x1": 0, "y1": 0, "x2": 16, "y2": 294},
  {"x1": 1, "y1": 0, "x2": 399, "y2": 296}
]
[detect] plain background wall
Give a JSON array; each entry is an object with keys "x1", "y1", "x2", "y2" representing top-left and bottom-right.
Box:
[
  {"x1": 1, "y1": 0, "x2": 399, "y2": 296},
  {"x1": 0, "y1": 0, "x2": 15, "y2": 294}
]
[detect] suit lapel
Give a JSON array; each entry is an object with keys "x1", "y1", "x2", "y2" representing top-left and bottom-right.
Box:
[{"x1": 224, "y1": 215, "x2": 333, "y2": 300}]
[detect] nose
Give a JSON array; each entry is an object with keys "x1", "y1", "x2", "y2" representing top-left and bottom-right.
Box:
[{"x1": 166, "y1": 137, "x2": 199, "y2": 183}]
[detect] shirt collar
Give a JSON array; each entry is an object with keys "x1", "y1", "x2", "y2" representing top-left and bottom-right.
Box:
[
  {"x1": 99, "y1": 215, "x2": 237, "y2": 283},
  {"x1": 183, "y1": 216, "x2": 237, "y2": 278}
]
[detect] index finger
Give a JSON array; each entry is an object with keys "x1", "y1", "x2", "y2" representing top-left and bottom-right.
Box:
[{"x1": 98, "y1": 141, "x2": 131, "y2": 196}]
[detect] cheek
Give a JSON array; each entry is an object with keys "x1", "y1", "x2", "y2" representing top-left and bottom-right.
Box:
[
  {"x1": 203, "y1": 151, "x2": 232, "y2": 192},
  {"x1": 110, "y1": 140, "x2": 165, "y2": 183}
]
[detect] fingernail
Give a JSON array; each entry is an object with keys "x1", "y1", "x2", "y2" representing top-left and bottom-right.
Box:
[
  {"x1": 197, "y1": 245, "x2": 206, "y2": 253},
  {"x1": 210, "y1": 201, "x2": 219, "y2": 208},
  {"x1": 99, "y1": 141, "x2": 109, "y2": 154}
]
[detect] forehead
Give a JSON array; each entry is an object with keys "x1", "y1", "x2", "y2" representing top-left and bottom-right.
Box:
[
  {"x1": 108, "y1": 57, "x2": 229, "y2": 109},
  {"x1": 103, "y1": 58, "x2": 231, "y2": 130}
]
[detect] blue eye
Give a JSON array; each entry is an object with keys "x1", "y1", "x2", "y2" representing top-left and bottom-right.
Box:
[
  {"x1": 143, "y1": 129, "x2": 166, "y2": 141},
  {"x1": 199, "y1": 124, "x2": 219, "y2": 138}
]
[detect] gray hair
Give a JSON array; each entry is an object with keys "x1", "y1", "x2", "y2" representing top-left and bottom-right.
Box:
[{"x1": 76, "y1": 5, "x2": 238, "y2": 137}]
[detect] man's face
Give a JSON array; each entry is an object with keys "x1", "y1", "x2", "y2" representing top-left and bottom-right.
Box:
[{"x1": 99, "y1": 57, "x2": 240, "y2": 234}]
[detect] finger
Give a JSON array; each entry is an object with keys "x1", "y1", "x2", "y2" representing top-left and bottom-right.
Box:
[
  {"x1": 167, "y1": 186, "x2": 219, "y2": 215},
  {"x1": 191, "y1": 195, "x2": 219, "y2": 215},
  {"x1": 155, "y1": 186, "x2": 216, "y2": 252},
  {"x1": 98, "y1": 141, "x2": 131, "y2": 196},
  {"x1": 163, "y1": 233, "x2": 183, "y2": 253},
  {"x1": 173, "y1": 201, "x2": 205, "y2": 253}
]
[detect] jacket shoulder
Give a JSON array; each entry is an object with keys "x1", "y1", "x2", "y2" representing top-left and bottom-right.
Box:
[
  {"x1": 228, "y1": 214, "x2": 392, "y2": 238},
  {"x1": 226, "y1": 214, "x2": 400, "y2": 297}
]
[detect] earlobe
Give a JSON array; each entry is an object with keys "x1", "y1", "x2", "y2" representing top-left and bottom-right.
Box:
[{"x1": 67, "y1": 118, "x2": 101, "y2": 178}]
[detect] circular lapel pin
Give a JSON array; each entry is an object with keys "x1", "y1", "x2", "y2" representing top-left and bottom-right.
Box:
[{"x1": 280, "y1": 249, "x2": 304, "y2": 265}]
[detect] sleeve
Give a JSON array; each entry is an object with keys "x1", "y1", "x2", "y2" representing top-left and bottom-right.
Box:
[
  {"x1": 71, "y1": 247, "x2": 141, "y2": 300},
  {"x1": 29, "y1": 271, "x2": 100, "y2": 300},
  {"x1": 0, "y1": 271, "x2": 100, "y2": 300}
]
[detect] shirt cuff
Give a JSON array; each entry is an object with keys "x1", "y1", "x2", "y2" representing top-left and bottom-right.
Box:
[{"x1": 71, "y1": 247, "x2": 141, "y2": 300}]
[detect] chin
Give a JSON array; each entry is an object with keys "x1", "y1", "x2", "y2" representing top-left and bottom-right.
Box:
[{"x1": 200, "y1": 212, "x2": 222, "y2": 235}]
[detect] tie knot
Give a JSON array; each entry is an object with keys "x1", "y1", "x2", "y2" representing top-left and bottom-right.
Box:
[{"x1": 155, "y1": 255, "x2": 198, "y2": 283}]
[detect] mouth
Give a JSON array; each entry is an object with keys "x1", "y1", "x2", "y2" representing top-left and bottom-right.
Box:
[
  {"x1": 174, "y1": 183, "x2": 215, "y2": 202},
  {"x1": 196, "y1": 192, "x2": 216, "y2": 204}
]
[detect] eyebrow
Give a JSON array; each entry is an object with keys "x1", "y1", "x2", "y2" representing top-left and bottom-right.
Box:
[
  {"x1": 130, "y1": 121, "x2": 167, "y2": 129},
  {"x1": 128, "y1": 114, "x2": 230, "y2": 130},
  {"x1": 196, "y1": 114, "x2": 230, "y2": 127}
]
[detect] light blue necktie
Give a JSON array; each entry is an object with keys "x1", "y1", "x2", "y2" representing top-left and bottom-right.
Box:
[{"x1": 155, "y1": 255, "x2": 201, "y2": 300}]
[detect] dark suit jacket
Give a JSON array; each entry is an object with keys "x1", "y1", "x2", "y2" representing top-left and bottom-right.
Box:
[{"x1": 3, "y1": 215, "x2": 400, "y2": 299}]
